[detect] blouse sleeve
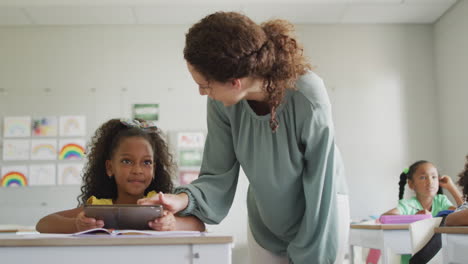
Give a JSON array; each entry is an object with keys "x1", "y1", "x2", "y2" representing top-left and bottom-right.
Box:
[
  {"x1": 287, "y1": 104, "x2": 343, "y2": 264},
  {"x1": 175, "y1": 98, "x2": 240, "y2": 224}
]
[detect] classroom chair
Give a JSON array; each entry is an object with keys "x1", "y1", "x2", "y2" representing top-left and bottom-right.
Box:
[{"x1": 408, "y1": 217, "x2": 443, "y2": 264}]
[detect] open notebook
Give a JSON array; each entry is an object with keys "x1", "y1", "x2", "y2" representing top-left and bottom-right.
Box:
[{"x1": 72, "y1": 227, "x2": 205, "y2": 237}]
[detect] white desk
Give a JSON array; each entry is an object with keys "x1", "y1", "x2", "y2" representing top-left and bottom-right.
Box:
[
  {"x1": 0, "y1": 233, "x2": 233, "y2": 264},
  {"x1": 435, "y1": 226, "x2": 468, "y2": 264},
  {"x1": 349, "y1": 224, "x2": 411, "y2": 264}
]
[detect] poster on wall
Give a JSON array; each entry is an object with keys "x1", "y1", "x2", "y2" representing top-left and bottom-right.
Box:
[
  {"x1": 59, "y1": 115, "x2": 86, "y2": 137},
  {"x1": 177, "y1": 132, "x2": 205, "y2": 149},
  {"x1": 1, "y1": 166, "x2": 28, "y2": 187},
  {"x1": 133, "y1": 104, "x2": 159, "y2": 121},
  {"x1": 29, "y1": 164, "x2": 56, "y2": 186},
  {"x1": 179, "y1": 149, "x2": 203, "y2": 167},
  {"x1": 58, "y1": 139, "x2": 86, "y2": 160},
  {"x1": 2, "y1": 139, "x2": 30, "y2": 160},
  {"x1": 57, "y1": 163, "x2": 84, "y2": 185},
  {"x1": 3, "y1": 116, "x2": 31, "y2": 137},
  {"x1": 30, "y1": 139, "x2": 57, "y2": 160},
  {"x1": 178, "y1": 170, "x2": 199, "y2": 185},
  {"x1": 32, "y1": 116, "x2": 58, "y2": 137}
]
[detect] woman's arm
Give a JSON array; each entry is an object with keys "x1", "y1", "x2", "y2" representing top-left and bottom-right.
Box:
[
  {"x1": 36, "y1": 207, "x2": 104, "y2": 233},
  {"x1": 445, "y1": 210, "x2": 468, "y2": 226}
]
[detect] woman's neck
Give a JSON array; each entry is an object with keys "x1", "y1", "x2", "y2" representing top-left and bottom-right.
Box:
[{"x1": 243, "y1": 77, "x2": 267, "y2": 102}]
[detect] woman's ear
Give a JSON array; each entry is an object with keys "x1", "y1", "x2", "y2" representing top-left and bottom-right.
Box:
[
  {"x1": 105, "y1": 160, "x2": 113, "y2": 178},
  {"x1": 230, "y1": 78, "x2": 242, "y2": 91}
]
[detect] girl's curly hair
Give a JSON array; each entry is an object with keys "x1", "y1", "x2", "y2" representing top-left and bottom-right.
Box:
[
  {"x1": 184, "y1": 11, "x2": 312, "y2": 132},
  {"x1": 77, "y1": 119, "x2": 174, "y2": 206},
  {"x1": 457, "y1": 155, "x2": 468, "y2": 201}
]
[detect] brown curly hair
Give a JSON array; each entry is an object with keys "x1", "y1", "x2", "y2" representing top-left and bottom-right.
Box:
[
  {"x1": 184, "y1": 11, "x2": 312, "y2": 132},
  {"x1": 457, "y1": 155, "x2": 468, "y2": 201},
  {"x1": 77, "y1": 119, "x2": 174, "y2": 205}
]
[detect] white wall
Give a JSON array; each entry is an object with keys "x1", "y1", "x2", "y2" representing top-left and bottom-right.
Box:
[
  {"x1": 0, "y1": 22, "x2": 445, "y2": 263},
  {"x1": 296, "y1": 24, "x2": 439, "y2": 218},
  {"x1": 434, "y1": 0, "x2": 468, "y2": 182}
]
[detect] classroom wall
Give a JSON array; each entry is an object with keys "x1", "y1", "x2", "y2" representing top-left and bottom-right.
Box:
[
  {"x1": 0, "y1": 22, "x2": 441, "y2": 262},
  {"x1": 434, "y1": 0, "x2": 468, "y2": 184}
]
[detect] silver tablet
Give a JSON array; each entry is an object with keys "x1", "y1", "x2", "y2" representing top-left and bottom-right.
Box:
[{"x1": 84, "y1": 204, "x2": 163, "y2": 230}]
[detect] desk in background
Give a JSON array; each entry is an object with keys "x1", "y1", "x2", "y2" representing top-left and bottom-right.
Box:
[
  {"x1": 349, "y1": 224, "x2": 411, "y2": 264},
  {"x1": 0, "y1": 233, "x2": 233, "y2": 264},
  {"x1": 435, "y1": 226, "x2": 468, "y2": 264}
]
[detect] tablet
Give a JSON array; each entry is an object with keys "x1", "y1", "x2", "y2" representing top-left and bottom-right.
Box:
[{"x1": 84, "y1": 204, "x2": 163, "y2": 230}]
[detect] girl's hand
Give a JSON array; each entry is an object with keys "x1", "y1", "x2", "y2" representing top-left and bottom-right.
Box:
[
  {"x1": 75, "y1": 211, "x2": 104, "y2": 232},
  {"x1": 439, "y1": 175, "x2": 455, "y2": 189},
  {"x1": 416, "y1": 209, "x2": 431, "y2": 215},
  {"x1": 137, "y1": 192, "x2": 188, "y2": 213},
  {"x1": 148, "y1": 211, "x2": 176, "y2": 231}
]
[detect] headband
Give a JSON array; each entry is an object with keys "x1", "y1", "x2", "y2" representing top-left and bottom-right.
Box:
[{"x1": 120, "y1": 118, "x2": 157, "y2": 130}]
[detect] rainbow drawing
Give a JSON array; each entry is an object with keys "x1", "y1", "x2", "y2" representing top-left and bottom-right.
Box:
[
  {"x1": 59, "y1": 143, "x2": 85, "y2": 160},
  {"x1": 1, "y1": 171, "x2": 28, "y2": 187},
  {"x1": 32, "y1": 144, "x2": 57, "y2": 155}
]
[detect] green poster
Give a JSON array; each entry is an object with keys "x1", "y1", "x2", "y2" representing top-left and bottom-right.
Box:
[
  {"x1": 179, "y1": 149, "x2": 203, "y2": 167},
  {"x1": 133, "y1": 104, "x2": 159, "y2": 121}
]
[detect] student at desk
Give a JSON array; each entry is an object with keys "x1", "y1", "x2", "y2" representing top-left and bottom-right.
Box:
[
  {"x1": 36, "y1": 118, "x2": 205, "y2": 233},
  {"x1": 381, "y1": 160, "x2": 463, "y2": 264},
  {"x1": 446, "y1": 154, "x2": 468, "y2": 226}
]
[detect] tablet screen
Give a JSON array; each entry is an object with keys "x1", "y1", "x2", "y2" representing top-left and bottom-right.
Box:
[{"x1": 84, "y1": 204, "x2": 163, "y2": 230}]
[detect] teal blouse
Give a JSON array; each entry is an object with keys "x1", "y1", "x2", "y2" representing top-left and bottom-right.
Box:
[{"x1": 176, "y1": 71, "x2": 348, "y2": 264}]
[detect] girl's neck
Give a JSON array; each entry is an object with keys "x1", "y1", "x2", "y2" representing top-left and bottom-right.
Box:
[
  {"x1": 114, "y1": 194, "x2": 144, "y2": 204},
  {"x1": 416, "y1": 194, "x2": 434, "y2": 211}
]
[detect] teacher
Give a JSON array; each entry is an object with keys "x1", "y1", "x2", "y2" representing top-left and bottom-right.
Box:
[{"x1": 140, "y1": 11, "x2": 349, "y2": 264}]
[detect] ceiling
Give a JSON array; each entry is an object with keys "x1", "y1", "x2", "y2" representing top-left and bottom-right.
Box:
[{"x1": 0, "y1": 0, "x2": 459, "y2": 25}]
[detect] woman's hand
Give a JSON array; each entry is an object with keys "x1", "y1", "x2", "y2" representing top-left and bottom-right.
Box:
[
  {"x1": 137, "y1": 192, "x2": 189, "y2": 213},
  {"x1": 439, "y1": 175, "x2": 455, "y2": 189},
  {"x1": 149, "y1": 211, "x2": 176, "y2": 231},
  {"x1": 74, "y1": 211, "x2": 104, "y2": 232}
]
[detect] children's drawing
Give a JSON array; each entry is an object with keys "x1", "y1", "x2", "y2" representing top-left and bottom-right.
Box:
[
  {"x1": 32, "y1": 116, "x2": 58, "y2": 137},
  {"x1": 58, "y1": 163, "x2": 84, "y2": 185},
  {"x1": 58, "y1": 139, "x2": 86, "y2": 160},
  {"x1": 179, "y1": 170, "x2": 199, "y2": 185},
  {"x1": 177, "y1": 132, "x2": 205, "y2": 148},
  {"x1": 2, "y1": 139, "x2": 30, "y2": 160},
  {"x1": 1, "y1": 166, "x2": 28, "y2": 187},
  {"x1": 3, "y1": 116, "x2": 31, "y2": 137},
  {"x1": 30, "y1": 139, "x2": 57, "y2": 160},
  {"x1": 29, "y1": 164, "x2": 56, "y2": 186},
  {"x1": 59, "y1": 116, "x2": 86, "y2": 137}
]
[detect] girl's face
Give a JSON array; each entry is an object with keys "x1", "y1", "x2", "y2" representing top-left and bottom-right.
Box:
[
  {"x1": 187, "y1": 62, "x2": 246, "y2": 106},
  {"x1": 408, "y1": 162, "x2": 439, "y2": 198},
  {"x1": 106, "y1": 136, "x2": 154, "y2": 200}
]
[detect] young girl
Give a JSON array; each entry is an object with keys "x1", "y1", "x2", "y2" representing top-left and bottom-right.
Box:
[
  {"x1": 139, "y1": 11, "x2": 348, "y2": 264},
  {"x1": 383, "y1": 160, "x2": 462, "y2": 216},
  {"x1": 382, "y1": 160, "x2": 462, "y2": 264},
  {"x1": 36, "y1": 118, "x2": 205, "y2": 233},
  {"x1": 446, "y1": 155, "x2": 468, "y2": 226}
]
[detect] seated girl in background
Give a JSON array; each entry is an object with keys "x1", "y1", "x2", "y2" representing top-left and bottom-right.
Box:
[
  {"x1": 381, "y1": 160, "x2": 463, "y2": 264},
  {"x1": 446, "y1": 155, "x2": 468, "y2": 226},
  {"x1": 36, "y1": 118, "x2": 205, "y2": 233},
  {"x1": 383, "y1": 160, "x2": 463, "y2": 216}
]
